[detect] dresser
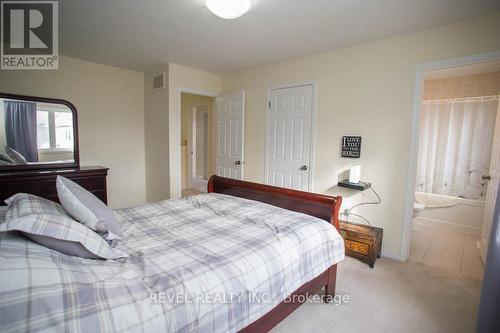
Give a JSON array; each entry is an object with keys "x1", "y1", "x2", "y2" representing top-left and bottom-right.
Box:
[{"x1": 0, "y1": 166, "x2": 109, "y2": 205}]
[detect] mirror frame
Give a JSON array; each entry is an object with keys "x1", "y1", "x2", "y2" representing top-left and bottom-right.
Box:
[{"x1": 0, "y1": 92, "x2": 80, "y2": 171}]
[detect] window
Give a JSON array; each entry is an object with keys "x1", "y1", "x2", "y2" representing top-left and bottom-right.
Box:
[
  {"x1": 37, "y1": 111, "x2": 50, "y2": 149},
  {"x1": 36, "y1": 110, "x2": 73, "y2": 150}
]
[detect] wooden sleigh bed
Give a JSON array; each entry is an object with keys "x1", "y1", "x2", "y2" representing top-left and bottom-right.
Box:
[
  {"x1": 208, "y1": 175, "x2": 342, "y2": 332},
  {"x1": 0, "y1": 173, "x2": 342, "y2": 333}
]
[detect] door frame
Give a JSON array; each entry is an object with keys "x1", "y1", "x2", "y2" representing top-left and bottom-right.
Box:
[
  {"x1": 480, "y1": 101, "x2": 500, "y2": 262},
  {"x1": 265, "y1": 81, "x2": 317, "y2": 192},
  {"x1": 187, "y1": 103, "x2": 209, "y2": 191},
  {"x1": 215, "y1": 91, "x2": 246, "y2": 180},
  {"x1": 400, "y1": 50, "x2": 500, "y2": 261},
  {"x1": 176, "y1": 88, "x2": 217, "y2": 197}
]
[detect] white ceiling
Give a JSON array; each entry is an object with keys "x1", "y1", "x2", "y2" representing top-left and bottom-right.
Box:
[
  {"x1": 59, "y1": 0, "x2": 500, "y2": 73},
  {"x1": 425, "y1": 60, "x2": 500, "y2": 79}
]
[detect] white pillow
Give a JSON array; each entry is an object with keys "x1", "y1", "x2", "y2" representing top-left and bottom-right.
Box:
[{"x1": 56, "y1": 176, "x2": 122, "y2": 241}]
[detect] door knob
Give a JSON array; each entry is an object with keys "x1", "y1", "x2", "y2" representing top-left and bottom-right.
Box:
[
  {"x1": 235, "y1": 160, "x2": 241, "y2": 165},
  {"x1": 300, "y1": 165, "x2": 308, "y2": 171},
  {"x1": 482, "y1": 175, "x2": 491, "y2": 181}
]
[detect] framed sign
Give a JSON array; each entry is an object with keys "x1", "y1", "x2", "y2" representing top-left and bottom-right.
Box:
[{"x1": 341, "y1": 136, "x2": 361, "y2": 158}]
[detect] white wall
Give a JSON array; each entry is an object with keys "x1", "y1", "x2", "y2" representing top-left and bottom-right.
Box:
[
  {"x1": 0, "y1": 102, "x2": 6, "y2": 151},
  {"x1": 144, "y1": 68, "x2": 170, "y2": 202},
  {"x1": 221, "y1": 12, "x2": 500, "y2": 258},
  {"x1": 0, "y1": 56, "x2": 146, "y2": 209}
]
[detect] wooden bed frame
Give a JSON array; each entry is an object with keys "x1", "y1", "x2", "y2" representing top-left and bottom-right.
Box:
[{"x1": 207, "y1": 175, "x2": 342, "y2": 333}]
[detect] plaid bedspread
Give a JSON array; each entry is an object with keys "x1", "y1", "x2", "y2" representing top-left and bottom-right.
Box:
[{"x1": 0, "y1": 193, "x2": 344, "y2": 333}]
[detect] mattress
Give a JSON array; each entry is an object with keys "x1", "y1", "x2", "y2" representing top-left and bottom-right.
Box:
[{"x1": 0, "y1": 193, "x2": 344, "y2": 333}]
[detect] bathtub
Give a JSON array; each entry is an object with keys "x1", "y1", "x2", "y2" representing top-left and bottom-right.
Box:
[{"x1": 414, "y1": 191, "x2": 484, "y2": 233}]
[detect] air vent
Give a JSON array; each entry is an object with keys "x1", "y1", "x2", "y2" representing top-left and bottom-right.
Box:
[{"x1": 153, "y1": 73, "x2": 165, "y2": 90}]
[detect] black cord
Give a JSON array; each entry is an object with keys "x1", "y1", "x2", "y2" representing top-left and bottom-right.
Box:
[{"x1": 343, "y1": 182, "x2": 382, "y2": 226}]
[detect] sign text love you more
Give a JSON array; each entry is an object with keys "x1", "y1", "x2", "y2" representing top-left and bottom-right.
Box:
[{"x1": 341, "y1": 136, "x2": 362, "y2": 158}]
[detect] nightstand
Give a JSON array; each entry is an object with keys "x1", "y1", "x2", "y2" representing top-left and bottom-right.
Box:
[{"x1": 339, "y1": 221, "x2": 383, "y2": 268}]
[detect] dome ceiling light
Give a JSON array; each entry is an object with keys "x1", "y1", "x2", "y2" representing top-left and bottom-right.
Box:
[{"x1": 206, "y1": 0, "x2": 251, "y2": 19}]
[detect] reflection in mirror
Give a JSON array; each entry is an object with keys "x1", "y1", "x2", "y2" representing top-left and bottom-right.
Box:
[{"x1": 0, "y1": 98, "x2": 75, "y2": 166}]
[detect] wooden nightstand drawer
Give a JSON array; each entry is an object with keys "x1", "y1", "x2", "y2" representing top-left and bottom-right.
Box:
[
  {"x1": 344, "y1": 239, "x2": 370, "y2": 256},
  {"x1": 340, "y1": 221, "x2": 383, "y2": 268}
]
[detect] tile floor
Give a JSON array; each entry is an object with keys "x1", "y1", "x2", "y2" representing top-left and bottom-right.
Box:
[{"x1": 409, "y1": 217, "x2": 484, "y2": 279}]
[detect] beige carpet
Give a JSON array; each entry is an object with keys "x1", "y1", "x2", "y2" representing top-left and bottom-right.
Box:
[{"x1": 271, "y1": 257, "x2": 482, "y2": 333}]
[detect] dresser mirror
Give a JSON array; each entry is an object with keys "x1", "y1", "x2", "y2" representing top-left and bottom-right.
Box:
[{"x1": 0, "y1": 93, "x2": 79, "y2": 170}]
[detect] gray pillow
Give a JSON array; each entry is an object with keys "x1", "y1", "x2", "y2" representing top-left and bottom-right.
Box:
[
  {"x1": 25, "y1": 233, "x2": 101, "y2": 259},
  {"x1": 5, "y1": 146, "x2": 27, "y2": 165},
  {"x1": 56, "y1": 176, "x2": 123, "y2": 240},
  {"x1": 0, "y1": 159, "x2": 14, "y2": 166},
  {"x1": 0, "y1": 153, "x2": 16, "y2": 164},
  {"x1": 1, "y1": 193, "x2": 128, "y2": 260}
]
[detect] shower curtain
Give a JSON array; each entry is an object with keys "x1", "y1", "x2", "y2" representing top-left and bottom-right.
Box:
[{"x1": 416, "y1": 97, "x2": 498, "y2": 200}]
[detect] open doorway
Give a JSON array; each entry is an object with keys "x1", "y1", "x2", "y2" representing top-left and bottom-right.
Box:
[
  {"x1": 176, "y1": 90, "x2": 245, "y2": 198},
  {"x1": 180, "y1": 93, "x2": 215, "y2": 197},
  {"x1": 408, "y1": 59, "x2": 500, "y2": 279}
]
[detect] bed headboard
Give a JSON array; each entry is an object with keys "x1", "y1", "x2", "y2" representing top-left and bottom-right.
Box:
[{"x1": 207, "y1": 175, "x2": 342, "y2": 231}]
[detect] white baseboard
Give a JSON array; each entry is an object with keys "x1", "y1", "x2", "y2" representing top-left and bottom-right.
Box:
[{"x1": 381, "y1": 249, "x2": 404, "y2": 262}]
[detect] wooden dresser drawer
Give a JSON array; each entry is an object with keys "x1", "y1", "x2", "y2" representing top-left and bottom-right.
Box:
[
  {"x1": 41, "y1": 176, "x2": 105, "y2": 194},
  {"x1": 0, "y1": 166, "x2": 109, "y2": 205},
  {"x1": 70, "y1": 177, "x2": 105, "y2": 191},
  {"x1": 0, "y1": 182, "x2": 43, "y2": 199}
]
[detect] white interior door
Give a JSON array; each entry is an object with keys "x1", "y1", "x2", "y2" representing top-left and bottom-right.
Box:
[
  {"x1": 480, "y1": 100, "x2": 500, "y2": 262},
  {"x1": 215, "y1": 92, "x2": 244, "y2": 179},
  {"x1": 266, "y1": 84, "x2": 313, "y2": 191}
]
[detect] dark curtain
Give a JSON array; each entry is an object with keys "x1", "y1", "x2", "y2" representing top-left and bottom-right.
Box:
[{"x1": 4, "y1": 100, "x2": 38, "y2": 162}]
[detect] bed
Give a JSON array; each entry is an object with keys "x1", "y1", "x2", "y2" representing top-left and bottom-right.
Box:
[{"x1": 0, "y1": 175, "x2": 344, "y2": 332}]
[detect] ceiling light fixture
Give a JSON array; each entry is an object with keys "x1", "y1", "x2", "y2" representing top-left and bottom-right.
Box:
[{"x1": 206, "y1": 0, "x2": 251, "y2": 19}]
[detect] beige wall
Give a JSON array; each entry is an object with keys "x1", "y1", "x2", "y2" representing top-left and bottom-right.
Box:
[
  {"x1": 168, "y1": 63, "x2": 221, "y2": 198},
  {"x1": 144, "y1": 68, "x2": 170, "y2": 202},
  {"x1": 424, "y1": 71, "x2": 500, "y2": 100},
  {"x1": 0, "y1": 103, "x2": 6, "y2": 151},
  {"x1": 0, "y1": 56, "x2": 146, "y2": 209},
  {"x1": 221, "y1": 12, "x2": 500, "y2": 258},
  {"x1": 180, "y1": 93, "x2": 215, "y2": 189}
]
